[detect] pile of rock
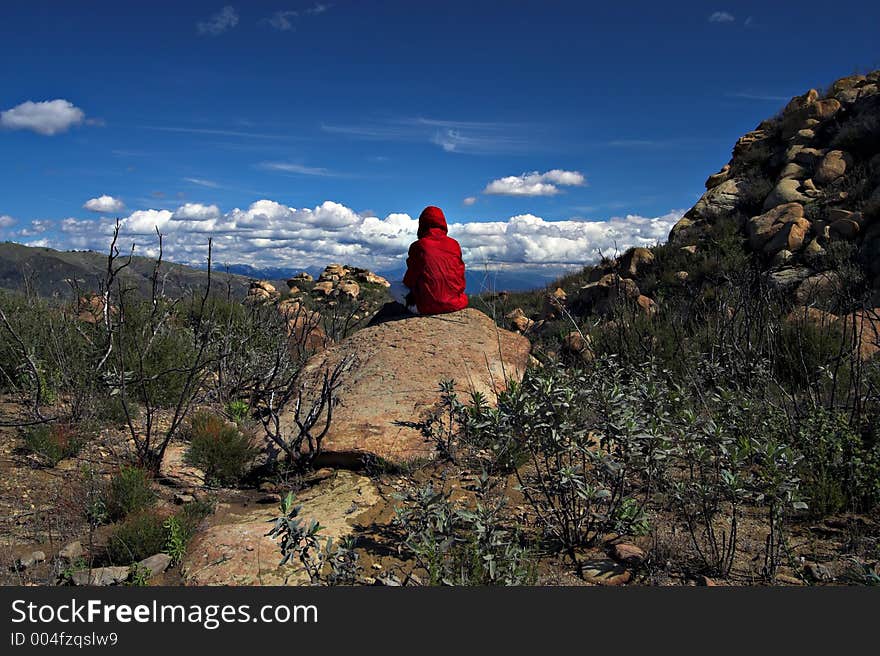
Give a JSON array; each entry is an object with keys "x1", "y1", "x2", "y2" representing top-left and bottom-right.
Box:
[
  {"x1": 309, "y1": 263, "x2": 391, "y2": 302},
  {"x1": 668, "y1": 69, "x2": 880, "y2": 305},
  {"x1": 574, "y1": 247, "x2": 659, "y2": 318},
  {"x1": 245, "y1": 280, "x2": 280, "y2": 305}
]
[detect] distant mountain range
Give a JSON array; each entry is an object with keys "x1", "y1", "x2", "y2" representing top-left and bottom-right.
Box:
[{"x1": 0, "y1": 241, "x2": 575, "y2": 300}]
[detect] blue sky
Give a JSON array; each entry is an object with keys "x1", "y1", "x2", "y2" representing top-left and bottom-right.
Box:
[{"x1": 1, "y1": 0, "x2": 879, "y2": 274}]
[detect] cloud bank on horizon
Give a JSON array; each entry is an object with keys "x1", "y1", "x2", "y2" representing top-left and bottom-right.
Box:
[{"x1": 0, "y1": 199, "x2": 683, "y2": 273}]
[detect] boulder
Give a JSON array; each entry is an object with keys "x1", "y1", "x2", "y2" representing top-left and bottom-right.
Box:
[
  {"x1": 611, "y1": 543, "x2": 646, "y2": 566},
  {"x1": 636, "y1": 295, "x2": 657, "y2": 317},
  {"x1": 71, "y1": 566, "x2": 130, "y2": 586},
  {"x1": 12, "y1": 551, "x2": 46, "y2": 571},
  {"x1": 287, "y1": 316, "x2": 330, "y2": 355},
  {"x1": 337, "y1": 280, "x2": 360, "y2": 300},
  {"x1": 794, "y1": 271, "x2": 843, "y2": 307},
  {"x1": 138, "y1": 553, "x2": 172, "y2": 576},
  {"x1": 785, "y1": 306, "x2": 839, "y2": 329},
  {"x1": 732, "y1": 130, "x2": 770, "y2": 158},
  {"x1": 794, "y1": 128, "x2": 816, "y2": 142},
  {"x1": 312, "y1": 281, "x2": 335, "y2": 296},
  {"x1": 561, "y1": 331, "x2": 593, "y2": 363},
  {"x1": 581, "y1": 559, "x2": 632, "y2": 586},
  {"x1": 181, "y1": 471, "x2": 378, "y2": 586},
  {"x1": 291, "y1": 308, "x2": 531, "y2": 465},
  {"x1": 747, "y1": 203, "x2": 809, "y2": 254},
  {"x1": 353, "y1": 269, "x2": 391, "y2": 287},
  {"x1": 772, "y1": 249, "x2": 794, "y2": 266},
  {"x1": 767, "y1": 267, "x2": 813, "y2": 293},
  {"x1": 782, "y1": 89, "x2": 819, "y2": 116},
  {"x1": 246, "y1": 281, "x2": 280, "y2": 305},
  {"x1": 577, "y1": 274, "x2": 641, "y2": 315},
  {"x1": 830, "y1": 75, "x2": 866, "y2": 97},
  {"x1": 840, "y1": 309, "x2": 880, "y2": 360},
  {"x1": 830, "y1": 218, "x2": 860, "y2": 240},
  {"x1": 505, "y1": 308, "x2": 534, "y2": 333},
  {"x1": 763, "y1": 179, "x2": 808, "y2": 209},
  {"x1": 827, "y1": 208, "x2": 854, "y2": 222},
  {"x1": 289, "y1": 272, "x2": 313, "y2": 283},
  {"x1": 786, "y1": 146, "x2": 826, "y2": 166},
  {"x1": 705, "y1": 164, "x2": 731, "y2": 189},
  {"x1": 814, "y1": 150, "x2": 852, "y2": 185},
  {"x1": 619, "y1": 247, "x2": 655, "y2": 277},
  {"x1": 778, "y1": 162, "x2": 808, "y2": 180},
  {"x1": 804, "y1": 238, "x2": 827, "y2": 263},
  {"x1": 58, "y1": 541, "x2": 84, "y2": 563}
]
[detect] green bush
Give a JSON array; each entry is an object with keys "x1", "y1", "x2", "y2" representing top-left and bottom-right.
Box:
[
  {"x1": 105, "y1": 510, "x2": 168, "y2": 564},
  {"x1": 225, "y1": 400, "x2": 249, "y2": 422},
  {"x1": 116, "y1": 298, "x2": 200, "y2": 408},
  {"x1": 22, "y1": 423, "x2": 87, "y2": 466},
  {"x1": 164, "y1": 500, "x2": 213, "y2": 564},
  {"x1": 105, "y1": 466, "x2": 156, "y2": 521},
  {"x1": 393, "y1": 479, "x2": 536, "y2": 586},
  {"x1": 184, "y1": 410, "x2": 257, "y2": 486},
  {"x1": 105, "y1": 500, "x2": 213, "y2": 566},
  {"x1": 94, "y1": 394, "x2": 139, "y2": 426},
  {"x1": 794, "y1": 407, "x2": 880, "y2": 515},
  {"x1": 462, "y1": 360, "x2": 662, "y2": 566}
]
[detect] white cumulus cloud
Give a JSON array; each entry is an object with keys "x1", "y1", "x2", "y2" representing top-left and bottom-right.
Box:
[
  {"x1": 0, "y1": 215, "x2": 15, "y2": 229},
  {"x1": 1, "y1": 99, "x2": 86, "y2": 136},
  {"x1": 29, "y1": 199, "x2": 683, "y2": 274},
  {"x1": 197, "y1": 6, "x2": 239, "y2": 36},
  {"x1": 483, "y1": 169, "x2": 586, "y2": 196},
  {"x1": 83, "y1": 195, "x2": 125, "y2": 213},
  {"x1": 172, "y1": 203, "x2": 222, "y2": 222}
]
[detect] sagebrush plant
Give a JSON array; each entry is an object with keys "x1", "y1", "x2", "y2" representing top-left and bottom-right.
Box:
[
  {"x1": 393, "y1": 476, "x2": 536, "y2": 586},
  {"x1": 183, "y1": 410, "x2": 257, "y2": 486},
  {"x1": 461, "y1": 360, "x2": 663, "y2": 572},
  {"x1": 267, "y1": 492, "x2": 362, "y2": 586},
  {"x1": 663, "y1": 389, "x2": 752, "y2": 577}
]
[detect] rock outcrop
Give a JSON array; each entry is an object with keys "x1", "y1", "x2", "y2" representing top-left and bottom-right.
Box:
[
  {"x1": 668, "y1": 69, "x2": 880, "y2": 305},
  {"x1": 181, "y1": 471, "x2": 378, "y2": 585},
  {"x1": 291, "y1": 307, "x2": 531, "y2": 466}
]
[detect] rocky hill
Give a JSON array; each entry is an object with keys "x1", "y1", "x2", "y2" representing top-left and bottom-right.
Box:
[
  {"x1": 484, "y1": 71, "x2": 880, "y2": 365},
  {"x1": 0, "y1": 241, "x2": 255, "y2": 300},
  {"x1": 669, "y1": 70, "x2": 880, "y2": 306}
]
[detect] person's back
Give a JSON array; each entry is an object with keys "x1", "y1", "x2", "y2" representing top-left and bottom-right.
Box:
[{"x1": 402, "y1": 206, "x2": 468, "y2": 315}]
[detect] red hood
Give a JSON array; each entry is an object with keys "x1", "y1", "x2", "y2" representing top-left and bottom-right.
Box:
[{"x1": 418, "y1": 206, "x2": 447, "y2": 238}]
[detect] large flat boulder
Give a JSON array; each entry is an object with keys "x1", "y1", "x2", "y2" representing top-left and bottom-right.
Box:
[
  {"x1": 292, "y1": 307, "x2": 531, "y2": 466},
  {"x1": 181, "y1": 471, "x2": 378, "y2": 586}
]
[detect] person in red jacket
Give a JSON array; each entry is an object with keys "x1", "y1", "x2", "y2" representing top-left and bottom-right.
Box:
[{"x1": 397, "y1": 206, "x2": 468, "y2": 315}]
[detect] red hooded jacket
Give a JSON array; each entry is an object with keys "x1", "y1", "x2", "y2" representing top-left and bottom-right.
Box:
[{"x1": 403, "y1": 206, "x2": 468, "y2": 315}]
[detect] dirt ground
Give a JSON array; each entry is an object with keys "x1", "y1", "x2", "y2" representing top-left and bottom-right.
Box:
[{"x1": 1, "y1": 395, "x2": 878, "y2": 587}]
